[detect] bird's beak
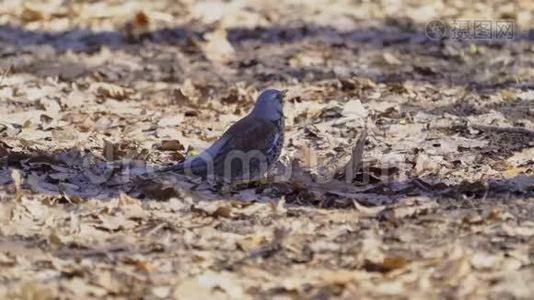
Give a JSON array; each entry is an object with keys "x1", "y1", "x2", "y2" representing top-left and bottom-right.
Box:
[{"x1": 280, "y1": 89, "x2": 288, "y2": 98}]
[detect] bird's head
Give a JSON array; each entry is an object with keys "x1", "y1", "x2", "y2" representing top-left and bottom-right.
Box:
[{"x1": 250, "y1": 89, "x2": 286, "y2": 121}]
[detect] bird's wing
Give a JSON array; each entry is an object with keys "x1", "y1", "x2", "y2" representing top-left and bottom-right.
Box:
[
  {"x1": 159, "y1": 116, "x2": 278, "y2": 174},
  {"x1": 209, "y1": 116, "x2": 279, "y2": 155}
]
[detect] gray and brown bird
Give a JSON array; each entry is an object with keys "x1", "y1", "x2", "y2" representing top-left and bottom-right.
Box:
[{"x1": 160, "y1": 89, "x2": 286, "y2": 183}]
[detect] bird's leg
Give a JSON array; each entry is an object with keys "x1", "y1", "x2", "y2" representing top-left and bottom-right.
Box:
[{"x1": 258, "y1": 174, "x2": 279, "y2": 185}]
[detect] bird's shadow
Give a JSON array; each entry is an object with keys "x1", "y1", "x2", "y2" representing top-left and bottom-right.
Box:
[{"x1": 0, "y1": 144, "x2": 531, "y2": 208}]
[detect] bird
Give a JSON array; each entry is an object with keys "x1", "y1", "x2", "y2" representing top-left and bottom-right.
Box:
[{"x1": 159, "y1": 89, "x2": 286, "y2": 183}]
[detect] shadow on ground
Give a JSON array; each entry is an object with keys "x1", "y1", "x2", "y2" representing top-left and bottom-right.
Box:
[
  {"x1": 2, "y1": 23, "x2": 533, "y2": 88},
  {"x1": 0, "y1": 144, "x2": 531, "y2": 208},
  {"x1": 1, "y1": 22, "x2": 533, "y2": 207},
  {"x1": 2, "y1": 22, "x2": 534, "y2": 124}
]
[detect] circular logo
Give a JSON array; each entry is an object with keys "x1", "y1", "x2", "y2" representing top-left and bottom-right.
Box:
[{"x1": 425, "y1": 20, "x2": 447, "y2": 40}]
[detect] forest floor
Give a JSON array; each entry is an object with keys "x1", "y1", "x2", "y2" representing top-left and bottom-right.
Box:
[{"x1": 0, "y1": 0, "x2": 533, "y2": 299}]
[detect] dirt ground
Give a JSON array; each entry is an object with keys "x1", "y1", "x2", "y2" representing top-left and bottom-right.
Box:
[{"x1": 0, "y1": 0, "x2": 533, "y2": 299}]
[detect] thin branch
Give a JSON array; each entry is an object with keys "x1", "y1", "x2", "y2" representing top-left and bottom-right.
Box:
[{"x1": 432, "y1": 122, "x2": 534, "y2": 137}]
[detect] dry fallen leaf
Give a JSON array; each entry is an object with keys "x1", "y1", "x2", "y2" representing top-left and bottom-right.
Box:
[
  {"x1": 174, "y1": 271, "x2": 245, "y2": 300},
  {"x1": 156, "y1": 140, "x2": 185, "y2": 151},
  {"x1": 94, "y1": 83, "x2": 133, "y2": 100},
  {"x1": 11, "y1": 169, "x2": 23, "y2": 202},
  {"x1": 20, "y1": 6, "x2": 45, "y2": 22},
  {"x1": 201, "y1": 29, "x2": 235, "y2": 63},
  {"x1": 1, "y1": 1, "x2": 533, "y2": 299}
]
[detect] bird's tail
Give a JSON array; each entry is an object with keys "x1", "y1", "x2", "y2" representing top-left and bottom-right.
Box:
[
  {"x1": 157, "y1": 162, "x2": 185, "y2": 173},
  {"x1": 156, "y1": 156, "x2": 209, "y2": 177}
]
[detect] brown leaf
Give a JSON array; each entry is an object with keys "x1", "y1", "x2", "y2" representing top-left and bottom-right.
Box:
[
  {"x1": 0, "y1": 142, "x2": 9, "y2": 158},
  {"x1": 156, "y1": 140, "x2": 185, "y2": 151},
  {"x1": 20, "y1": 7, "x2": 45, "y2": 22},
  {"x1": 138, "y1": 180, "x2": 182, "y2": 201},
  {"x1": 192, "y1": 203, "x2": 232, "y2": 219},
  {"x1": 171, "y1": 88, "x2": 191, "y2": 104},
  {"x1": 94, "y1": 83, "x2": 133, "y2": 100},
  {"x1": 134, "y1": 260, "x2": 153, "y2": 273},
  {"x1": 363, "y1": 256, "x2": 409, "y2": 273},
  {"x1": 236, "y1": 233, "x2": 267, "y2": 252},
  {"x1": 339, "y1": 78, "x2": 356, "y2": 90},
  {"x1": 134, "y1": 11, "x2": 150, "y2": 28}
]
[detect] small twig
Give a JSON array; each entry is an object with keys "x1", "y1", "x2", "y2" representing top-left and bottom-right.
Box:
[
  {"x1": 0, "y1": 66, "x2": 11, "y2": 87},
  {"x1": 469, "y1": 124, "x2": 534, "y2": 137},
  {"x1": 433, "y1": 122, "x2": 534, "y2": 137},
  {"x1": 343, "y1": 127, "x2": 368, "y2": 183}
]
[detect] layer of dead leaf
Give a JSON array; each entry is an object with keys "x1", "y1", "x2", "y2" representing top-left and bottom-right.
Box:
[{"x1": 1, "y1": 0, "x2": 534, "y2": 299}]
